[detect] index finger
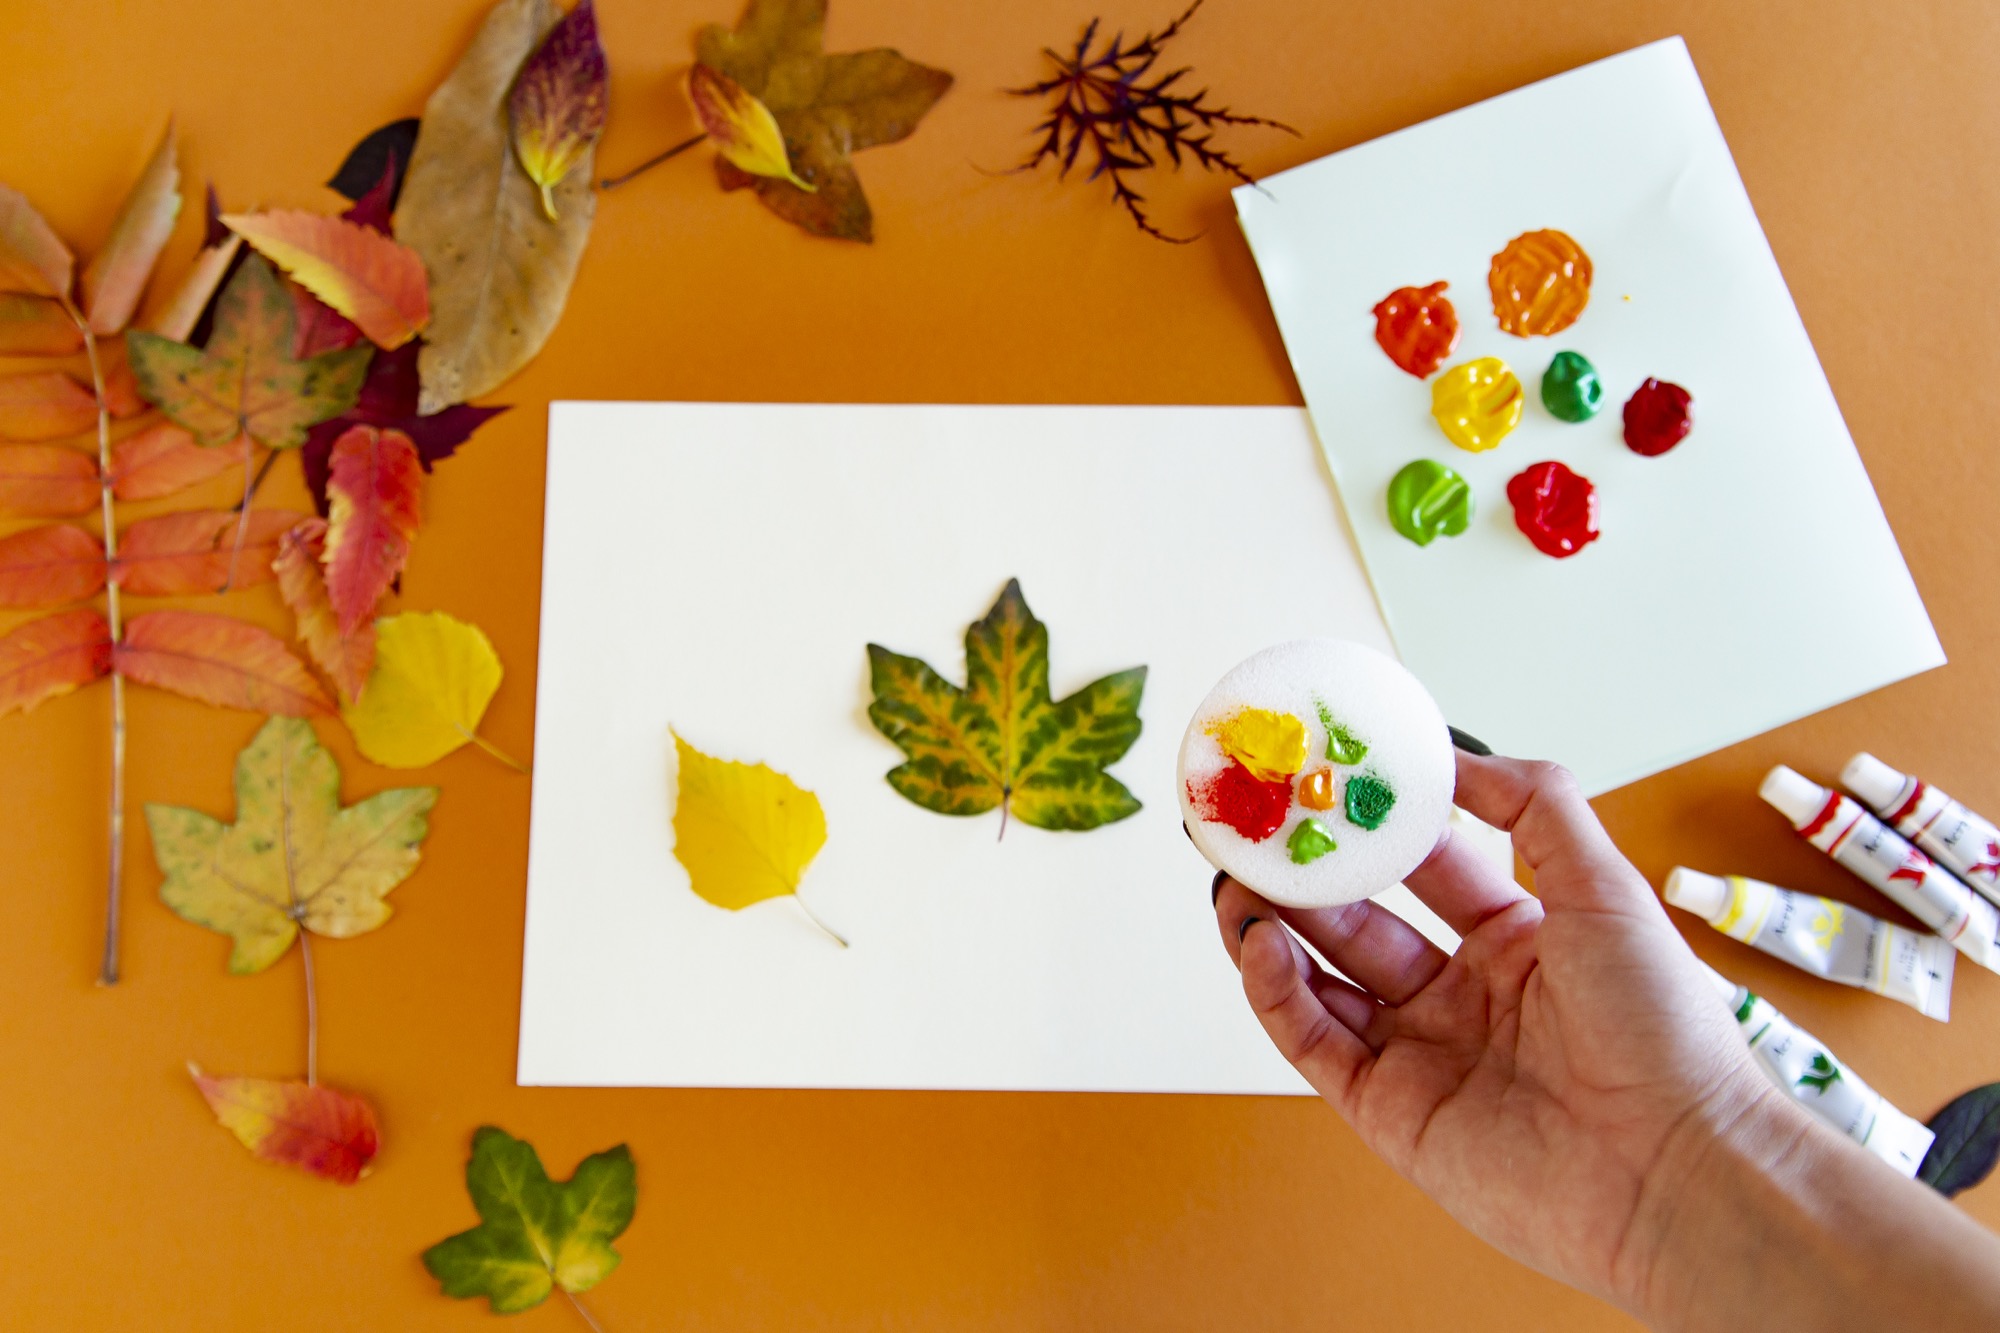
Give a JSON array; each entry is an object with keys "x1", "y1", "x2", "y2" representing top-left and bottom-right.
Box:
[{"x1": 1449, "y1": 750, "x2": 1657, "y2": 916}]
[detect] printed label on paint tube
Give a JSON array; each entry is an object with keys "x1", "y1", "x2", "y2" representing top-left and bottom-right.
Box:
[{"x1": 1875, "y1": 780, "x2": 2000, "y2": 905}]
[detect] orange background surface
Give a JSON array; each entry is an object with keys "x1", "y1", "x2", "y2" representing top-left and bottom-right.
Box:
[{"x1": 3, "y1": 0, "x2": 1999, "y2": 1328}]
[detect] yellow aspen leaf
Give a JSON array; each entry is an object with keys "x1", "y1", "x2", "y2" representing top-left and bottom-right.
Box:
[
  {"x1": 685, "y1": 64, "x2": 813, "y2": 191},
  {"x1": 671, "y1": 731, "x2": 841, "y2": 945},
  {"x1": 342, "y1": 610, "x2": 519, "y2": 769}
]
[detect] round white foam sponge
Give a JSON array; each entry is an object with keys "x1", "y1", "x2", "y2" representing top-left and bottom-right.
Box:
[{"x1": 1178, "y1": 640, "x2": 1455, "y2": 909}]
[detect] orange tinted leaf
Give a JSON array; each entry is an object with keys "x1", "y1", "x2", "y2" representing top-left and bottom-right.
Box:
[
  {"x1": 687, "y1": 65, "x2": 812, "y2": 190},
  {"x1": 116, "y1": 508, "x2": 305, "y2": 596},
  {"x1": 324, "y1": 426, "x2": 421, "y2": 635},
  {"x1": 0, "y1": 371, "x2": 96, "y2": 441},
  {"x1": 80, "y1": 123, "x2": 182, "y2": 335},
  {"x1": 141, "y1": 233, "x2": 242, "y2": 342},
  {"x1": 0, "y1": 294, "x2": 83, "y2": 355},
  {"x1": 0, "y1": 444, "x2": 98, "y2": 516},
  {"x1": 98, "y1": 338, "x2": 148, "y2": 418},
  {"x1": 223, "y1": 211, "x2": 429, "y2": 350},
  {"x1": 0, "y1": 186, "x2": 73, "y2": 299},
  {"x1": 109, "y1": 422, "x2": 244, "y2": 501},
  {"x1": 116, "y1": 609, "x2": 334, "y2": 716},
  {"x1": 189, "y1": 1066, "x2": 379, "y2": 1184},
  {"x1": 0, "y1": 607, "x2": 111, "y2": 716},
  {"x1": 0, "y1": 523, "x2": 105, "y2": 607},
  {"x1": 509, "y1": 0, "x2": 609, "y2": 220},
  {"x1": 275, "y1": 518, "x2": 374, "y2": 703}
]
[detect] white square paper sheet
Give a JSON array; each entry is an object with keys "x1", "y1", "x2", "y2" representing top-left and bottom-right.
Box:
[
  {"x1": 520, "y1": 402, "x2": 1490, "y2": 1093},
  {"x1": 1234, "y1": 37, "x2": 1942, "y2": 795}
]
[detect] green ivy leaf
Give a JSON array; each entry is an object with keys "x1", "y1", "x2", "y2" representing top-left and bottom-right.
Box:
[
  {"x1": 865, "y1": 578, "x2": 1145, "y2": 836},
  {"x1": 423, "y1": 1126, "x2": 637, "y2": 1314},
  {"x1": 1919, "y1": 1082, "x2": 2000, "y2": 1198}
]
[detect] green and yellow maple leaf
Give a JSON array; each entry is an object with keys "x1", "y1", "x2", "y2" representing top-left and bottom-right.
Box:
[
  {"x1": 145, "y1": 716, "x2": 438, "y2": 973},
  {"x1": 424, "y1": 1126, "x2": 637, "y2": 1315},
  {"x1": 866, "y1": 579, "x2": 1146, "y2": 836},
  {"x1": 124, "y1": 252, "x2": 370, "y2": 451}
]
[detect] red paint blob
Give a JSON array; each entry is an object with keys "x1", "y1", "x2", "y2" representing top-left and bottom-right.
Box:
[
  {"x1": 1507, "y1": 460, "x2": 1601, "y2": 559},
  {"x1": 1189, "y1": 759, "x2": 1293, "y2": 842},
  {"x1": 1371, "y1": 281, "x2": 1460, "y2": 378},
  {"x1": 1622, "y1": 378, "x2": 1693, "y2": 456}
]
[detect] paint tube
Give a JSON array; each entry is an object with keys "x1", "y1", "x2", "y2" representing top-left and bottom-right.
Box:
[
  {"x1": 1698, "y1": 962, "x2": 1933, "y2": 1178},
  {"x1": 1665, "y1": 868, "x2": 1953, "y2": 1021},
  {"x1": 1842, "y1": 753, "x2": 2000, "y2": 909},
  {"x1": 1760, "y1": 766, "x2": 2000, "y2": 974}
]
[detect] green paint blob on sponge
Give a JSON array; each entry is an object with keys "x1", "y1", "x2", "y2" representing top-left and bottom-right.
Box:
[
  {"x1": 1287, "y1": 819, "x2": 1338, "y2": 865},
  {"x1": 1344, "y1": 774, "x2": 1397, "y2": 830}
]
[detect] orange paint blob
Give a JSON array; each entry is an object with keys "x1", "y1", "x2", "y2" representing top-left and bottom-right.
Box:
[
  {"x1": 1298, "y1": 767, "x2": 1337, "y2": 811},
  {"x1": 1488, "y1": 229, "x2": 1593, "y2": 337},
  {"x1": 1371, "y1": 281, "x2": 1460, "y2": 377}
]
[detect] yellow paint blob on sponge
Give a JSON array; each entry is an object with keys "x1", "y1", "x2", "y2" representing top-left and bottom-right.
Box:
[{"x1": 1209, "y1": 707, "x2": 1308, "y2": 783}]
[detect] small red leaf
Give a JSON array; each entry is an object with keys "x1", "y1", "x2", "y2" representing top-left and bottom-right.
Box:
[
  {"x1": 115, "y1": 508, "x2": 306, "y2": 596},
  {"x1": 287, "y1": 277, "x2": 365, "y2": 358},
  {"x1": 116, "y1": 610, "x2": 334, "y2": 716},
  {"x1": 110, "y1": 422, "x2": 246, "y2": 502},
  {"x1": 0, "y1": 444, "x2": 98, "y2": 516},
  {"x1": 324, "y1": 425, "x2": 421, "y2": 635},
  {"x1": 0, "y1": 608, "x2": 112, "y2": 717},
  {"x1": 275, "y1": 518, "x2": 375, "y2": 703},
  {"x1": 189, "y1": 1066, "x2": 380, "y2": 1185},
  {"x1": 0, "y1": 523, "x2": 106, "y2": 607},
  {"x1": 0, "y1": 371, "x2": 97, "y2": 441}
]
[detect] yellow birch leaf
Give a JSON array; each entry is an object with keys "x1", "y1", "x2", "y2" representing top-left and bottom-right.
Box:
[
  {"x1": 671, "y1": 731, "x2": 840, "y2": 945},
  {"x1": 341, "y1": 610, "x2": 519, "y2": 770}
]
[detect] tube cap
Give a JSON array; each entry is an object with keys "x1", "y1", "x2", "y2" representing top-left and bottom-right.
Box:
[
  {"x1": 1664, "y1": 867, "x2": 1729, "y2": 921},
  {"x1": 1841, "y1": 752, "x2": 1906, "y2": 813},
  {"x1": 1760, "y1": 765, "x2": 1829, "y2": 829}
]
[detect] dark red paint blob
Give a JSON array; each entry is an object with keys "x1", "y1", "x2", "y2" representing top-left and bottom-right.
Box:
[
  {"x1": 1189, "y1": 759, "x2": 1293, "y2": 841},
  {"x1": 1507, "y1": 460, "x2": 1601, "y2": 559},
  {"x1": 1371, "y1": 281, "x2": 1460, "y2": 378},
  {"x1": 1622, "y1": 378, "x2": 1693, "y2": 456}
]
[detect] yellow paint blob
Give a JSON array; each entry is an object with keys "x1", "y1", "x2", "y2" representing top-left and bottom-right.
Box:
[
  {"x1": 1209, "y1": 708, "x2": 1308, "y2": 783},
  {"x1": 1297, "y1": 767, "x2": 1337, "y2": 811},
  {"x1": 1430, "y1": 356, "x2": 1524, "y2": 453}
]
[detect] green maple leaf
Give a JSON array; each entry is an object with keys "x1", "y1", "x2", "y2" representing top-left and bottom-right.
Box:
[
  {"x1": 866, "y1": 579, "x2": 1146, "y2": 836},
  {"x1": 423, "y1": 1126, "x2": 637, "y2": 1315},
  {"x1": 124, "y1": 252, "x2": 370, "y2": 450}
]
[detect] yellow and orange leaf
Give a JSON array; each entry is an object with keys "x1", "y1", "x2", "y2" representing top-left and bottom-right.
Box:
[
  {"x1": 109, "y1": 422, "x2": 244, "y2": 502},
  {"x1": 275, "y1": 519, "x2": 375, "y2": 704},
  {"x1": 223, "y1": 211, "x2": 429, "y2": 350},
  {"x1": 0, "y1": 371, "x2": 97, "y2": 441},
  {"x1": 0, "y1": 523, "x2": 105, "y2": 608},
  {"x1": 116, "y1": 609, "x2": 333, "y2": 716},
  {"x1": 0, "y1": 608, "x2": 112, "y2": 717},
  {"x1": 80, "y1": 123, "x2": 182, "y2": 335},
  {"x1": 189, "y1": 1066, "x2": 380, "y2": 1185},
  {"x1": 141, "y1": 232, "x2": 241, "y2": 343},
  {"x1": 0, "y1": 444, "x2": 97, "y2": 516},
  {"x1": 324, "y1": 425, "x2": 421, "y2": 635},
  {"x1": 0, "y1": 185, "x2": 73, "y2": 299},
  {"x1": 686, "y1": 64, "x2": 813, "y2": 190},
  {"x1": 0, "y1": 294, "x2": 83, "y2": 356},
  {"x1": 116, "y1": 508, "x2": 306, "y2": 597}
]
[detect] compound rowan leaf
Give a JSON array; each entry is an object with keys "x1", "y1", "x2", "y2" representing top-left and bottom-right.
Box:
[
  {"x1": 223, "y1": 210, "x2": 430, "y2": 350},
  {"x1": 686, "y1": 64, "x2": 811, "y2": 189},
  {"x1": 108, "y1": 422, "x2": 246, "y2": 501},
  {"x1": 147, "y1": 716, "x2": 437, "y2": 973},
  {"x1": 0, "y1": 294, "x2": 83, "y2": 355},
  {"x1": 695, "y1": 0, "x2": 952, "y2": 242},
  {"x1": 0, "y1": 607, "x2": 111, "y2": 716},
  {"x1": 396, "y1": 0, "x2": 596, "y2": 412},
  {"x1": 275, "y1": 518, "x2": 375, "y2": 703},
  {"x1": 324, "y1": 425, "x2": 421, "y2": 634},
  {"x1": 866, "y1": 579, "x2": 1146, "y2": 835},
  {"x1": 341, "y1": 610, "x2": 509, "y2": 768},
  {"x1": 424, "y1": 1127, "x2": 636, "y2": 1314},
  {"x1": 124, "y1": 252, "x2": 371, "y2": 451},
  {"x1": 97, "y1": 339, "x2": 150, "y2": 418},
  {"x1": 0, "y1": 523, "x2": 104, "y2": 607},
  {"x1": 115, "y1": 507, "x2": 304, "y2": 596},
  {"x1": 0, "y1": 185, "x2": 73, "y2": 299},
  {"x1": 0, "y1": 371, "x2": 96, "y2": 441},
  {"x1": 117, "y1": 609, "x2": 334, "y2": 716},
  {"x1": 189, "y1": 1065, "x2": 381, "y2": 1184},
  {"x1": 509, "y1": 0, "x2": 609, "y2": 220},
  {"x1": 80, "y1": 122, "x2": 182, "y2": 335},
  {"x1": 671, "y1": 731, "x2": 840, "y2": 942},
  {"x1": 0, "y1": 443, "x2": 97, "y2": 515}
]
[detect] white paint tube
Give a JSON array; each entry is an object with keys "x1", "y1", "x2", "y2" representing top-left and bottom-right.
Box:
[
  {"x1": 1664, "y1": 868, "x2": 1953, "y2": 1021},
  {"x1": 1843, "y1": 753, "x2": 2000, "y2": 909},
  {"x1": 1698, "y1": 963, "x2": 1934, "y2": 1178},
  {"x1": 1760, "y1": 766, "x2": 2000, "y2": 974}
]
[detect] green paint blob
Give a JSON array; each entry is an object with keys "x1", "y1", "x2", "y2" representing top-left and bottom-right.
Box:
[
  {"x1": 1315, "y1": 701, "x2": 1369, "y2": 765},
  {"x1": 1344, "y1": 774, "x2": 1396, "y2": 830},
  {"x1": 1540, "y1": 350, "x2": 1604, "y2": 423},
  {"x1": 1287, "y1": 819, "x2": 1338, "y2": 864},
  {"x1": 1385, "y1": 460, "x2": 1472, "y2": 547}
]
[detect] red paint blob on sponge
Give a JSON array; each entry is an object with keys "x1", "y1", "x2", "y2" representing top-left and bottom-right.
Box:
[{"x1": 1189, "y1": 759, "x2": 1293, "y2": 841}]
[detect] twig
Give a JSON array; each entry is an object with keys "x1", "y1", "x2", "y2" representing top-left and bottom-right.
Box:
[
  {"x1": 219, "y1": 438, "x2": 261, "y2": 592},
  {"x1": 598, "y1": 132, "x2": 704, "y2": 190},
  {"x1": 232, "y1": 448, "x2": 279, "y2": 512},
  {"x1": 561, "y1": 1288, "x2": 608, "y2": 1333},
  {"x1": 299, "y1": 928, "x2": 319, "y2": 1086}
]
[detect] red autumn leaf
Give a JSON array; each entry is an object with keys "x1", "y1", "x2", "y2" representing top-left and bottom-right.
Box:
[
  {"x1": 0, "y1": 185, "x2": 74, "y2": 300},
  {"x1": 115, "y1": 508, "x2": 306, "y2": 597},
  {"x1": 223, "y1": 210, "x2": 429, "y2": 350},
  {"x1": 80, "y1": 123, "x2": 182, "y2": 335},
  {"x1": 0, "y1": 371, "x2": 97, "y2": 441},
  {"x1": 288, "y1": 278, "x2": 365, "y2": 358},
  {"x1": 0, "y1": 294, "x2": 83, "y2": 356},
  {"x1": 0, "y1": 444, "x2": 98, "y2": 516},
  {"x1": 324, "y1": 425, "x2": 421, "y2": 634},
  {"x1": 109, "y1": 422, "x2": 247, "y2": 502},
  {"x1": 97, "y1": 339, "x2": 150, "y2": 418},
  {"x1": 188, "y1": 1066, "x2": 380, "y2": 1185},
  {"x1": 0, "y1": 608, "x2": 112, "y2": 717},
  {"x1": 0, "y1": 523, "x2": 106, "y2": 607},
  {"x1": 275, "y1": 518, "x2": 375, "y2": 703},
  {"x1": 509, "y1": 0, "x2": 609, "y2": 221},
  {"x1": 299, "y1": 343, "x2": 507, "y2": 514},
  {"x1": 116, "y1": 609, "x2": 334, "y2": 716}
]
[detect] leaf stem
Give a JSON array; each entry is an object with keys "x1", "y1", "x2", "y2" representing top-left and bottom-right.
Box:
[
  {"x1": 598, "y1": 132, "x2": 705, "y2": 190},
  {"x1": 461, "y1": 727, "x2": 531, "y2": 774},
  {"x1": 220, "y1": 438, "x2": 260, "y2": 592},
  {"x1": 793, "y1": 891, "x2": 849, "y2": 949},
  {"x1": 299, "y1": 928, "x2": 319, "y2": 1086},
  {"x1": 561, "y1": 1288, "x2": 607, "y2": 1333},
  {"x1": 232, "y1": 447, "x2": 280, "y2": 512}
]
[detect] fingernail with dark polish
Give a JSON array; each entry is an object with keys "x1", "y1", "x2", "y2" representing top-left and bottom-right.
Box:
[
  {"x1": 1211, "y1": 869, "x2": 1227, "y2": 904},
  {"x1": 1237, "y1": 915, "x2": 1260, "y2": 944},
  {"x1": 1449, "y1": 725, "x2": 1492, "y2": 756}
]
